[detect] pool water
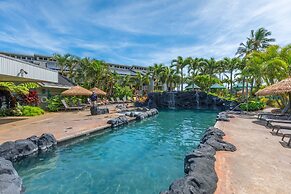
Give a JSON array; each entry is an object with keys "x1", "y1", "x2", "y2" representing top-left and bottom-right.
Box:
[{"x1": 15, "y1": 109, "x2": 217, "y2": 194}]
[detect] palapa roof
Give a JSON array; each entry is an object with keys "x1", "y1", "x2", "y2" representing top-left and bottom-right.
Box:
[
  {"x1": 256, "y1": 77, "x2": 291, "y2": 96},
  {"x1": 210, "y1": 83, "x2": 225, "y2": 89},
  {"x1": 61, "y1": 85, "x2": 92, "y2": 96},
  {"x1": 90, "y1": 87, "x2": 107, "y2": 96}
]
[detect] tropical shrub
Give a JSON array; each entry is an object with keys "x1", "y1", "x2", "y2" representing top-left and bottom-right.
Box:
[
  {"x1": 240, "y1": 101, "x2": 266, "y2": 111},
  {"x1": 47, "y1": 95, "x2": 63, "y2": 112},
  {"x1": 20, "y1": 106, "x2": 44, "y2": 116}
]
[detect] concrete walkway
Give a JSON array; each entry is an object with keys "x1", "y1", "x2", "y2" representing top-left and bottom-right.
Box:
[
  {"x1": 215, "y1": 114, "x2": 291, "y2": 194},
  {"x1": 0, "y1": 104, "x2": 134, "y2": 144}
]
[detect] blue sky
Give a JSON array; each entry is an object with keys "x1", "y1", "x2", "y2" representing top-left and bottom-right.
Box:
[{"x1": 0, "y1": 0, "x2": 290, "y2": 66}]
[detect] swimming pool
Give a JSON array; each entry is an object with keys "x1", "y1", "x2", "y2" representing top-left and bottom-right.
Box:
[{"x1": 15, "y1": 109, "x2": 217, "y2": 194}]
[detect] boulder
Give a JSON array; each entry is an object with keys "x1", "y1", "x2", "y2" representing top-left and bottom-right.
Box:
[
  {"x1": 37, "y1": 134, "x2": 57, "y2": 151},
  {"x1": 0, "y1": 157, "x2": 23, "y2": 194},
  {"x1": 0, "y1": 140, "x2": 38, "y2": 161},
  {"x1": 107, "y1": 116, "x2": 128, "y2": 127},
  {"x1": 0, "y1": 134, "x2": 57, "y2": 161},
  {"x1": 204, "y1": 137, "x2": 236, "y2": 152}
]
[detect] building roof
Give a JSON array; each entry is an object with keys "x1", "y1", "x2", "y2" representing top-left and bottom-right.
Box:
[
  {"x1": 109, "y1": 67, "x2": 137, "y2": 76},
  {"x1": 38, "y1": 73, "x2": 75, "y2": 89}
]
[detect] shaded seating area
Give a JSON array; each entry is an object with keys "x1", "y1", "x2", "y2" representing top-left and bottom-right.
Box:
[
  {"x1": 61, "y1": 100, "x2": 85, "y2": 111},
  {"x1": 255, "y1": 77, "x2": 291, "y2": 147}
]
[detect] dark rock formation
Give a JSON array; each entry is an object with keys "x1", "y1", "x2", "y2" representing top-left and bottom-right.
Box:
[
  {"x1": 124, "y1": 108, "x2": 159, "y2": 120},
  {"x1": 107, "y1": 116, "x2": 129, "y2": 127},
  {"x1": 161, "y1": 126, "x2": 236, "y2": 194},
  {"x1": 0, "y1": 157, "x2": 23, "y2": 194},
  {"x1": 0, "y1": 134, "x2": 57, "y2": 162},
  {"x1": 148, "y1": 92, "x2": 239, "y2": 110},
  {"x1": 90, "y1": 107, "x2": 109, "y2": 115}
]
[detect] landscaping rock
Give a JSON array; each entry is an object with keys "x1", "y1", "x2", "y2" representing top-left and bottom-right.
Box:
[
  {"x1": 204, "y1": 137, "x2": 237, "y2": 152},
  {"x1": 0, "y1": 157, "x2": 23, "y2": 194},
  {"x1": 161, "y1": 126, "x2": 236, "y2": 194},
  {"x1": 107, "y1": 116, "x2": 129, "y2": 127},
  {"x1": 37, "y1": 133, "x2": 57, "y2": 151},
  {"x1": 0, "y1": 140, "x2": 38, "y2": 161},
  {"x1": 90, "y1": 107, "x2": 109, "y2": 115},
  {"x1": 0, "y1": 134, "x2": 57, "y2": 161}
]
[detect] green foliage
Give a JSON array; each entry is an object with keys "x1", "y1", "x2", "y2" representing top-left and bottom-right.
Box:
[
  {"x1": 194, "y1": 75, "x2": 220, "y2": 91},
  {"x1": 113, "y1": 84, "x2": 133, "y2": 98},
  {"x1": 240, "y1": 101, "x2": 266, "y2": 111},
  {"x1": 20, "y1": 106, "x2": 44, "y2": 116},
  {"x1": 0, "y1": 107, "x2": 22, "y2": 117},
  {"x1": 0, "y1": 82, "x2": 38, "y2": 94},
  {"x1": 47, "y1": 95, "x2": 63, "y2": 112}
]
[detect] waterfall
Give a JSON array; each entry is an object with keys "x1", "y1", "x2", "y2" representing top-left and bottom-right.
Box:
[
  {"x1": 195, "y1": 92, "x2": 200, "y2": 109},
  {"x1": 168, "y1": 92, "x2": 176, "y2": 109}
]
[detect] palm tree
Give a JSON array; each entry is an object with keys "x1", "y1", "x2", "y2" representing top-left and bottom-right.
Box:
[
  {"x1": 148, "y1": 63, "x2": 164, "y2": 91},
  {"x1": 236, "y1": 28, "x2": 275, "y2": 98},
  {"x1": 249, "y1": 27, "x2": 275, "y2": 51},
  {"x1": 171, "y1": 56, "x2": 191, "y2": 91},
  {"x1": 53, "y1": 53, "x2": 71, "y2": 75},
  {"x1": 222, "y1": 57, "x2": 241, "y2": 92}
]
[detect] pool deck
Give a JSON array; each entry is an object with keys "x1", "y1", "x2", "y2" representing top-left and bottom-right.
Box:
[
  {"x1": 215, "y1": 114, "x2": 291, "y2": 194},
  {"x1": 0, "y1": 104, "x2": 136, "y2": 144}
]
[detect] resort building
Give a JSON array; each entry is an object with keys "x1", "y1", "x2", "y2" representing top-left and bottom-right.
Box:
[
  {"x1": 0, "y1": 51, "x2": 149, "y2": 77},
  {"x1": 0, "y1": 51, "x2": 150, "y2": 94},
  {"x1": 0, "y1": 54, "x2": 58, "y2": 83}
]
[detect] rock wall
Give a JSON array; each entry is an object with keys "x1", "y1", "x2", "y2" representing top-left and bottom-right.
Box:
[
  {"x1": 161, "y1": 126, "x2": 236, "y2": 194},
  {"x1": 147, "y1": 91, "x2": 238, "y2": 110}
]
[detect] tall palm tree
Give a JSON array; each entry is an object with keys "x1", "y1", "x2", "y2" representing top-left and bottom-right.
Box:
[
  {"x1": 249, "y1": 27, "x2": 275, "y2": 51},
  {"x1": 171, "y1": 56, "x2": 191, "y2": 91},
  {"x1": 148, "y1": 63, "x2": 164, "y2": 91},
  {"x1": 222, "y1": 57, "x2": 241, "y2": 92}
]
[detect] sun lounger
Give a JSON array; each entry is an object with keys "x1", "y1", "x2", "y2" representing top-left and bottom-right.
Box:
[
  {"x1": 282, "y1": 133, "x2": 291, "y2": 146},
  {"x1": 269, "y1": 122, "x2": 291, "y2": 135},
  {"x1": 257, "y1": 113, "x2": 287, "y2": 120},
  {"x1": 265, "y1": 118, "x2": 291, "y2": 128},
  {"x1": 61, "y1": 100, "x2": 85, "y2": 111}
]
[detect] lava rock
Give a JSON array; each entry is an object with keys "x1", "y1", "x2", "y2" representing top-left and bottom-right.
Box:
[
  {"x1": 107, "y1": 116, "x2": 129, "y2": 127},
  {"x1": 0, "y1": 140, "x2": 38, "y2": 161},
  {"x1": 37, "y1": 134, "x2": 57, "y2": 151},
  {"x1": 90, "y1": 107, "x2": 109, "y2": 115},
  {"x1": 148, "y1": 92, "x2": 239, "y2": 110},
  {"x1": 0, "y1": 134, "x2": 57, "y2": 161},
  {"x1": 204, "y1": 137, "x2": 236, "y2": 152},
  {"x1": 162, "y1": 127, "x2": 236, "y2": 194},
  {"x1": 0, "y1": 157, "x2": 23, "y2": 194}
]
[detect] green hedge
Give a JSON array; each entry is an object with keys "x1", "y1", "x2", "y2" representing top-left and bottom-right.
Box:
[{"x1": 240, "y1": 101, "x2": 266, "y2": 111}]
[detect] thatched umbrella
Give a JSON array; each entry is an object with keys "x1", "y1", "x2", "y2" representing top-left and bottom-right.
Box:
[
  {"x1": 256, "y1": 77, "x2": 291, "y2": 109},
  {"x1": 90, "y1": 87, "x2": 107, "y2": 96},
  {"x1": 61, "y1": 85, "x2": 92, "y2": 96}
]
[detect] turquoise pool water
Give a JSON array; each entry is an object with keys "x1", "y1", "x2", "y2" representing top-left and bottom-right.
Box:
[{"x1": 15, "y1": 110, "x2": 217, "y2": 194}]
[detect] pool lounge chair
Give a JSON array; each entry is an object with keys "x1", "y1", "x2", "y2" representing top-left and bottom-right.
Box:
[
  {"x1": 61, "y1": 100, "x2": 85, "y2": 111},
  {"x1": 265, "y1": 117, "x2": 291, "y2": 127},
  {"x1": 282, "y1": 133, "x2": 291, "y2": 146},
  {"x1": 268, "y1": 121, "x2": 291, "y2": 135}
]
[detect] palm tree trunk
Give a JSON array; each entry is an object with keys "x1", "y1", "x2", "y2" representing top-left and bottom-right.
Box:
[{"x1": 181, "y1": 68, "x2": 183, "y2": 92}]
